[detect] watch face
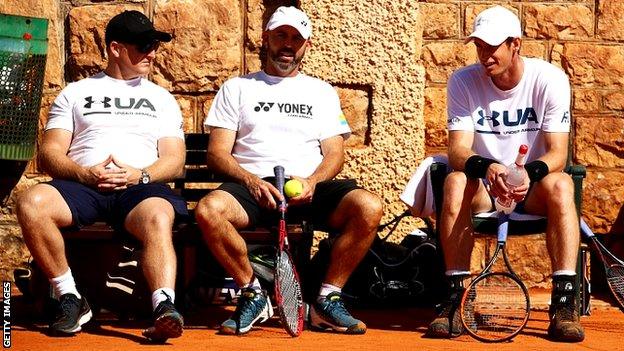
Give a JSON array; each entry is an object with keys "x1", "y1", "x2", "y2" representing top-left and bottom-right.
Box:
[{"x1": 140, "y1": 171, "x2": 150, "y2": 184}]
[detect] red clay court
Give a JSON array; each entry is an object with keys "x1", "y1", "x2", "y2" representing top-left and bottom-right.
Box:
[{"x1": 9, "y1": 288, "x2": 624, "y2": 351}]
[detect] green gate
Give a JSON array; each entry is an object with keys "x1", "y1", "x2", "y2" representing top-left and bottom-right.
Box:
[{"x1": 0, "y1": 13, "x2": 48, "y2": 160}]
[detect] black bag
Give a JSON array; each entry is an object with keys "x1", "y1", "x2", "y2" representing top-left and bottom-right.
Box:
[{"x1": 306, "y1": 211, "x2": 446, "y2": 307}]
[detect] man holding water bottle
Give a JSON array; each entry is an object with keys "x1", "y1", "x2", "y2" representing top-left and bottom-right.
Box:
[{"x1": 426, "y1": 5, "x2": 584, "y2": 342}]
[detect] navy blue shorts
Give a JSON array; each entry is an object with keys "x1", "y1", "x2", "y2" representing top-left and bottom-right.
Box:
[
  {"x1": 48, "y1": 179, "x2": 188, "y2": 231},
  {"x1": 218, "y1": 178, "x2": 361, "y2": 231}
]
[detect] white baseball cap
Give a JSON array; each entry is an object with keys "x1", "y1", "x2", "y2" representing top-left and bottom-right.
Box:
[
  {"x1": 265, "y1": 6, "x2": 312, "y2": 39},
  {"x1": 465, "y1": 6, "x2": 521, "y2": 46}
]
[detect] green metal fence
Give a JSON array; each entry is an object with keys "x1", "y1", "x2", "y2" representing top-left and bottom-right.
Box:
[{"x1": 0, "y1": 13, "x2": 48, "y2": 161}]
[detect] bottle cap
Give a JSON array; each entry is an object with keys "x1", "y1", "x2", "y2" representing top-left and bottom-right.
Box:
[{"x1": 519, "y1": 144, "x2": 528, "y2": 154}]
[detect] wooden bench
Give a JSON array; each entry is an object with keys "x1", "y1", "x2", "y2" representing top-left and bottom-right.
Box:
[{"x1": 57, "y1": 132, "x2": 314, "y2": 314}]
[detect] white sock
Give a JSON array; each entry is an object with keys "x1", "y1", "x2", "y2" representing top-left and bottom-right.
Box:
[
  {"x1": 241, "y1": 276, "x2": 262, "y2": 293},
  {"x1": 553, "y1": 270, "x2": 577, "y2": 277},
  {"x1": 152, "y1": 287, "x2": 175, "y2": 311},
  {"x1": 317, "y1": 283, "x2": 341, "y2": 303},
  {"x1": 50, "y1": 269, "x2": 80, "y2": 299}
]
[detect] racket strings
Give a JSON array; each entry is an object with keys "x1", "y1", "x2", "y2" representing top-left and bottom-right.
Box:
[
  {"x1": 276, "y1": 251, "x2": 303, "y2": 333},
  {"x1": 463, "y1": 276, "x2": 529, "y2": 340},
  {"x1": 606, "y1": 265, "x2": 624, "y2": 306}
]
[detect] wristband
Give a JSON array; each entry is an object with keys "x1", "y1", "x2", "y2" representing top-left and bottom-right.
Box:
[
  {"x1": 525, "y1": 160, "x2": 549, "y2": 183},
  {"x1": 464, "y1": 155, "x2": 496, "y2": 179}
]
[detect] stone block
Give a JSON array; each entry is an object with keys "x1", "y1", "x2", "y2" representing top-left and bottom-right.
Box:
[
  {"x1": 422, "y1": 41, "x2": 476, "y2": 84},
  {"x1": 421, "y1": 3, "x2": 459, "y2": 39},
  {"x1": 604, "y1": 91, "x2": 624, "y2": 110},
  {"x1": 524, "y1": 4, "x2": 593, "y2": 40},
  {"x1": 574, "y1": 89, "x2": 601, "y2": 112},
  {"x1": 174, "y1": 95, "x2": 198, "y2": 133},
  {"x1": 575, "y1": 116, "x2": 624, "y2": 168},
  {"x1": 584, "y1": 169, "x2": 624, "y2": 233},
  {"x1": 559, "y1": 43, "x2": 624, "y2": 87},
  {"x1": 598, "y1": 0, "x2": 624, "y2": 41},
  {"x1": 153, "y1": 0, "x2": 242, "y2": 92}
]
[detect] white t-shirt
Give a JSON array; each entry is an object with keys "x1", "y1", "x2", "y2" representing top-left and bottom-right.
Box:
[
  {"x1": 205, "y1": 71, "x2": 350, "y2": 178},
  {"x1": 447, "y1": 57, "x2": 571, "y2": 165},
  {"x1": 46, "y1": 72, "x2": 184, "y2": 169}
]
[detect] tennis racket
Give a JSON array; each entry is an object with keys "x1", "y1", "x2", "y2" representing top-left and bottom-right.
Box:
[
  {"x1": 460, "y1": 212, "x2": 530, "y2": 342},
  {"x1": 580, "y1": 219, "x2": 624, "y2": 311},
  {"x1": 273, "y1": 165, "x2": 305, "y2": 337}
]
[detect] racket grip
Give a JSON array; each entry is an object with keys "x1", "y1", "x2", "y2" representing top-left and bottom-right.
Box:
[
  {"x1": 580, "y1": 218, "x2": 594, "y2": 238},
  {"x1": 274, "y1": 166, "x2": 286, "y2": 207},
  {"x1": 497, "y1": 212, "x2": 509, "y2": 243}
]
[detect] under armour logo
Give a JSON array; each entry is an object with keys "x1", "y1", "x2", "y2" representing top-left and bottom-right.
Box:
[
  {"x1": 301, "y1": 20, "x2": 308, "y2": 27},
  {"x1": 254, "y1": 102, "x2": 275, "y2": 112},
  {"x1": 477, "y1": 110, "x2": 500, "y2": 127},
  {"x1": 84, "y1": 96, "x2": 111, "y2": 108}
]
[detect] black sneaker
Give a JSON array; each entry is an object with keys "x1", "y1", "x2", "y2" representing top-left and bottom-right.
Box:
[
  {"x1": 547, "y1": 276, "x2": 585, "y2": 342},
  {"x1": 425, "y1": 276, "x2": 465, "y2": 338},
  {"x1": 142, "y1": 295, "x2": 184, "y2": 343},
  {"x1": 49, "y1": 293, "x2": 92, "y2": 336}
]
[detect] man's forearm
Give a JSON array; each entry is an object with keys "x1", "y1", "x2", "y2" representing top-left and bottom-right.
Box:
[
  {"x1": 143, "y1": 155, "x2": 185, "y2": 183},
  {"x1": 39, "y1": 150, "x2": 88, "y2": 183},
  {"x1": 207, "y1": 152, "x2": 257, "y2": 184},
  {"x1": 307, "y1": 152, "x2": 343, "y2": 184}
]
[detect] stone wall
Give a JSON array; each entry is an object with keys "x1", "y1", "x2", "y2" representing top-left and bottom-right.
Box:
[{"x1": 0, "y1": 0, "x2": 622, "y2": 288}]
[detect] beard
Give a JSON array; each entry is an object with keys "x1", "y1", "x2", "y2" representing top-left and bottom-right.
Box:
[{"x1": 267, "y1": 47, "x2": 304, "y2": 76}]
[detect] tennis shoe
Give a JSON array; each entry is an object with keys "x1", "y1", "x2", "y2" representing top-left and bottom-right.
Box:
[
  {"x1": 220, "y1": 288, "x2": 273, "y2": 335},
  {"x1": 142, "y1": 293, "x2": 184, "y2": 343},
  {"x1": 310, "y1": 292, "x2": 366, "y2": 334},
  {"x1": 426, "y1": 285, "x2": 464, "y2": 338},
  {"x1": 548, "y1": 277, "x2": 585, "y2": 342},
  {"x1": 49, "y1": 293, "x2": 92, "y2": 336}
]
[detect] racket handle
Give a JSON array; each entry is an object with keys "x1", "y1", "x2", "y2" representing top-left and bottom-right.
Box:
[
  {"x1": 274, "y1": 166, "x2": 286, "y2": 210},
  {"x1": 497, "y1": 212, "x2": 509, "y2": 243}
]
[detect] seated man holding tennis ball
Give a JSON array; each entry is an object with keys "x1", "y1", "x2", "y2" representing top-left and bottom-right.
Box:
[{"x1": 194, "y1": 6, "x2": 383, "y2": 335}]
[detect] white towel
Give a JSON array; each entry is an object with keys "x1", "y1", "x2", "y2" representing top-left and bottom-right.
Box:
[{"x1": 400, "y1": 155, "x2": 449, "y2": 217}]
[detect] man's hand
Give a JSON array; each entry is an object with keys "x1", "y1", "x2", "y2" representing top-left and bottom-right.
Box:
[
  {"x1": 510, "y1": 171, "x2": 530, "y2": 202},
  {"x1": 244, "y1": 175, "x2": 283, "y2": 210},
  {"x1": 286, "y1": 175, "x2": 317, "y2": 205},
  {"x1": 81, "y1": 155, "x2": 128, "y2": 191},
  {"x1": 485, "y1": 163, "x2": 509, "y2": 200}
]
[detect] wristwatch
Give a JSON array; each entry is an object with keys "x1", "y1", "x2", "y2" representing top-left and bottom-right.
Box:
[{"x1": 139, "y1": 169, "x2": 151, "y2": 185}]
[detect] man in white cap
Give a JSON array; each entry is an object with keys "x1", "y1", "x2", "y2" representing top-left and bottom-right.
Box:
[
  {"x1": 195, "y1": 6, "x2": 382, "y2": 335},
  {"x1": 426, "y1": 5, "x2": 584, "y2": 342}
]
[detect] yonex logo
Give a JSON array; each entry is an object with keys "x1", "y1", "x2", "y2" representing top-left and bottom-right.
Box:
[{"x1": 254, "y1": 102, "x2": 275, "y2": 112}]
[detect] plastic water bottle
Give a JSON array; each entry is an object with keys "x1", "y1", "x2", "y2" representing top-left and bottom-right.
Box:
[{"x1": 494, "y1": 144, "x2": 529, "y2": 214}]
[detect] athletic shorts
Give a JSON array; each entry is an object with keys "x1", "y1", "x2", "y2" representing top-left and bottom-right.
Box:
[
  {"x1": 217, "y1": 178, "x2": 361, "y2": 231},
  {"x1": 48, "y1": 179, "x2": 188, "y2": 231}
]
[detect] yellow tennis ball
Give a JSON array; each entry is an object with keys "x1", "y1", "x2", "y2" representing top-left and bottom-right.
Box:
[{"x1": 284, "y1": 179, "x2": 303, "y2": 198}]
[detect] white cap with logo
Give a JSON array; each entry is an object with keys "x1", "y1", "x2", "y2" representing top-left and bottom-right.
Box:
[
  {"x1": 465, "y1": 6, "x2": 521, "y2": 46},
  {"x1": 265, "y1": 6, "x2": 312, "y2": 39}
]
